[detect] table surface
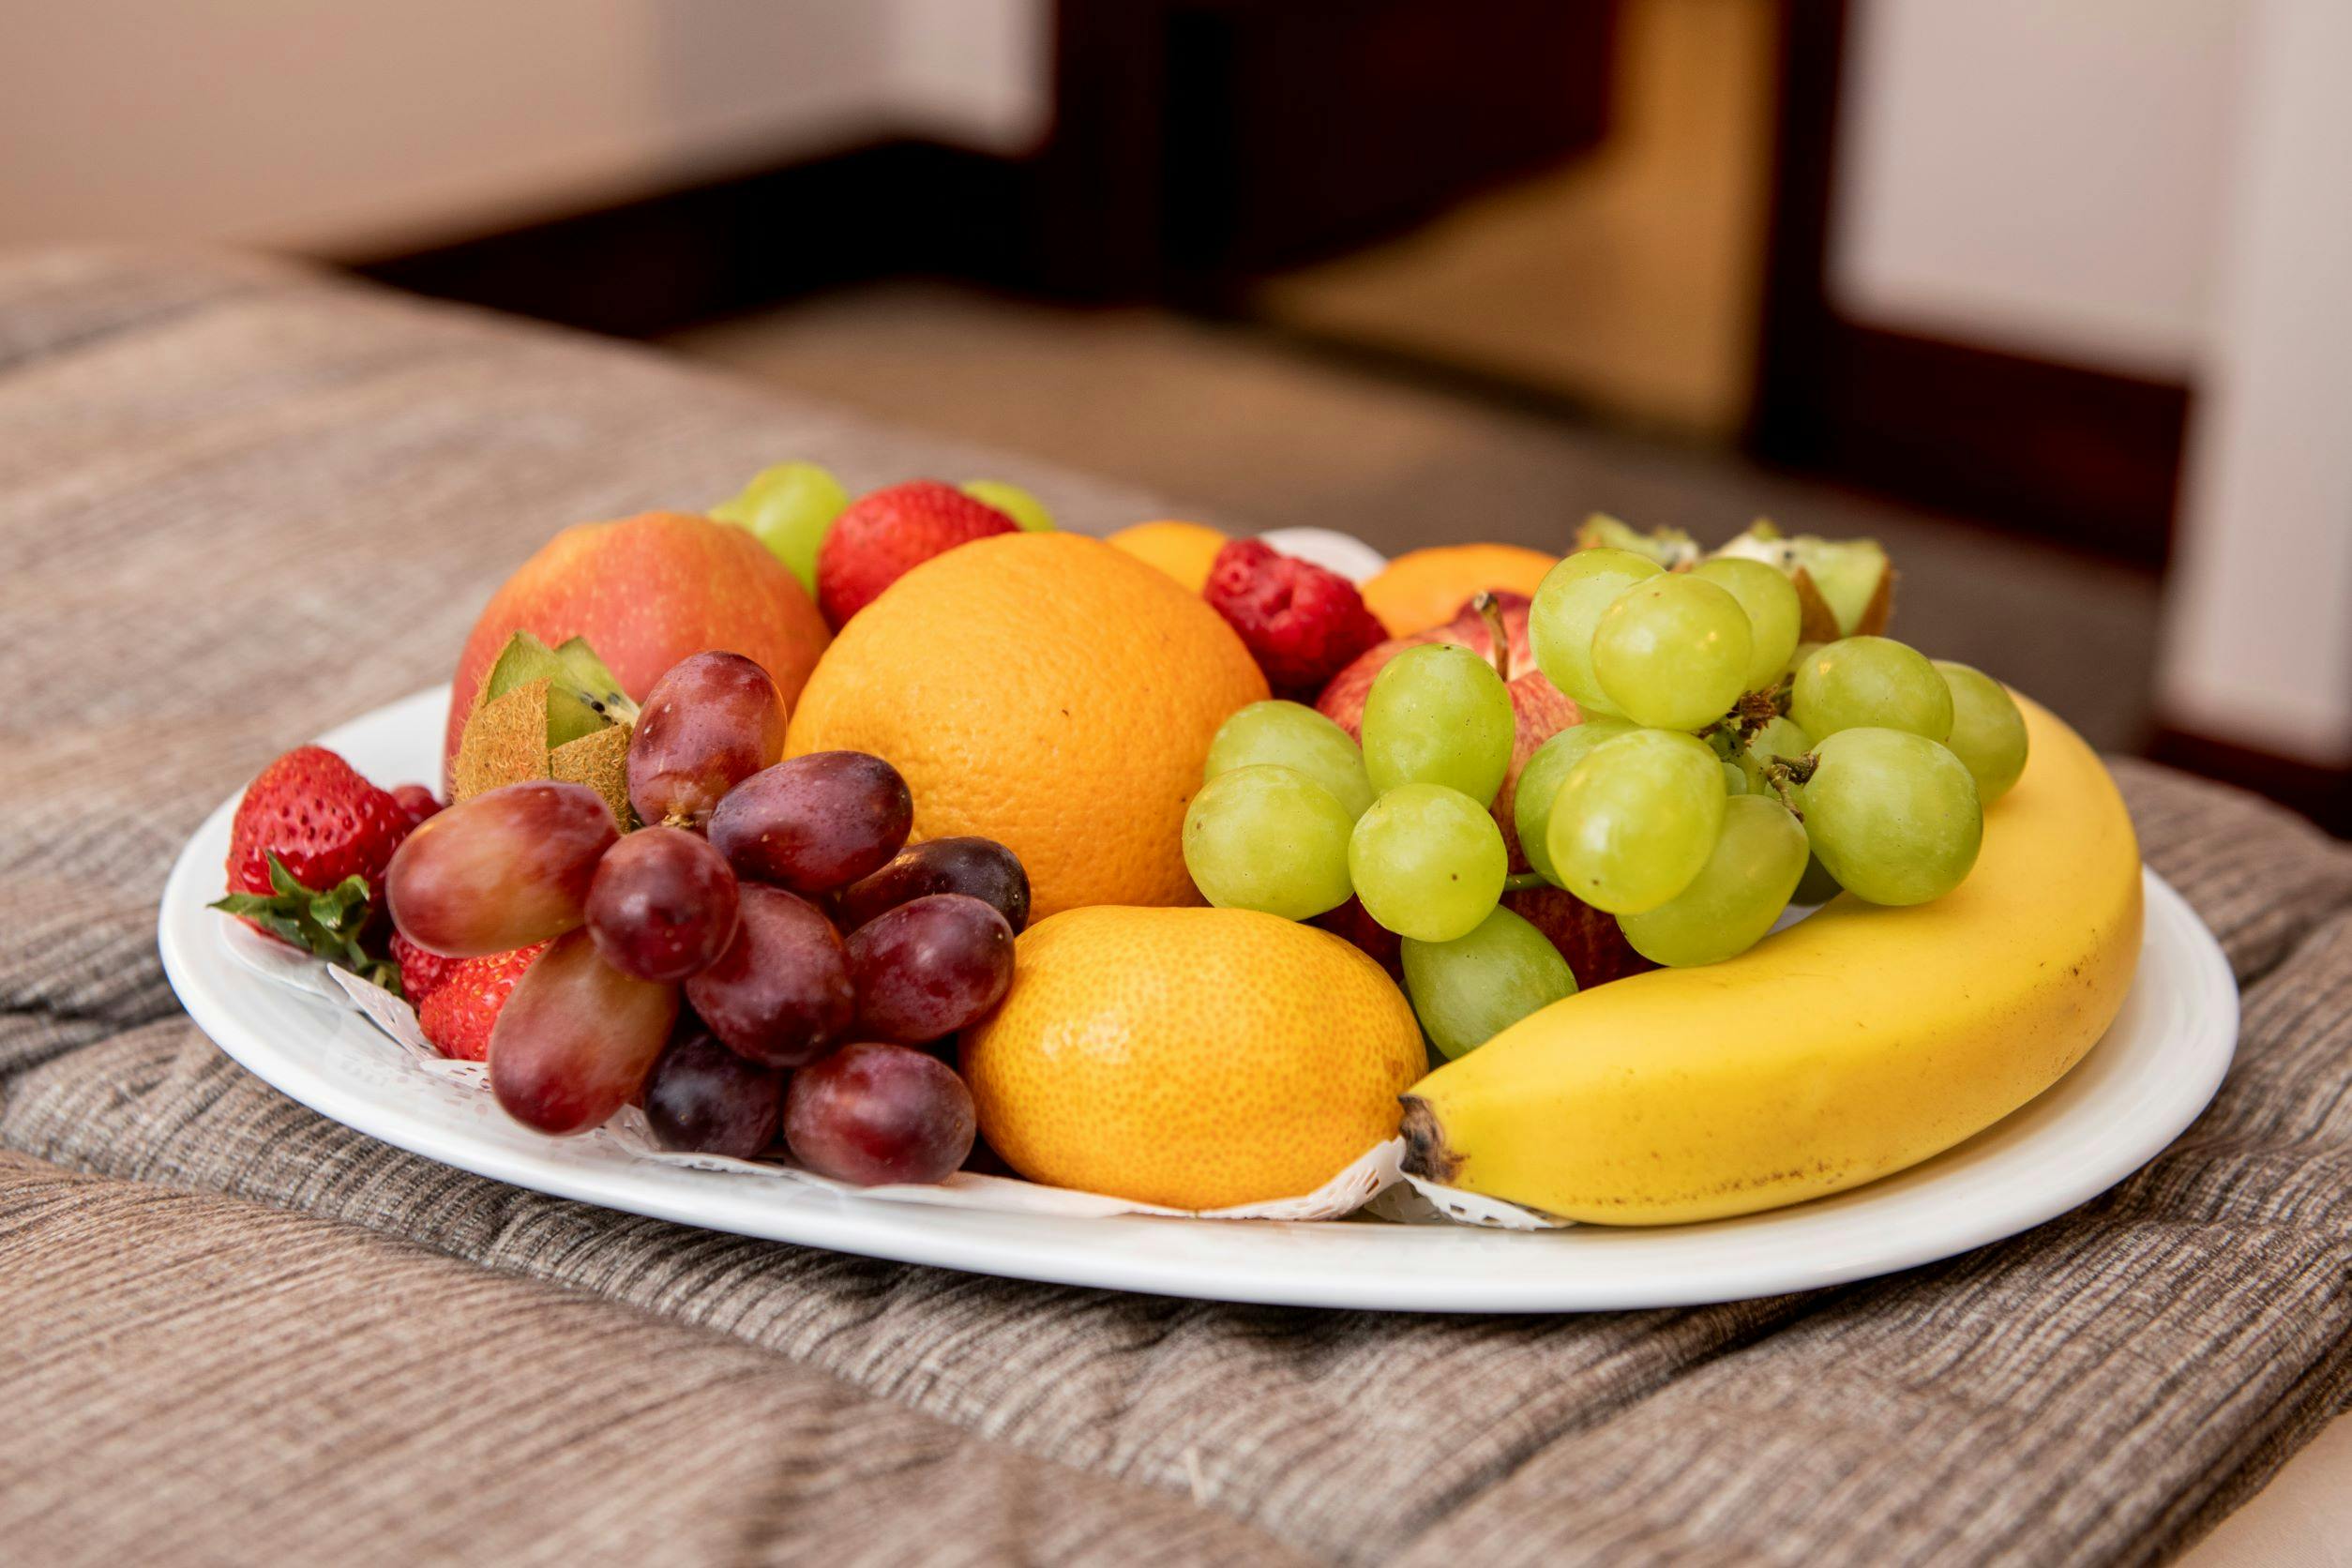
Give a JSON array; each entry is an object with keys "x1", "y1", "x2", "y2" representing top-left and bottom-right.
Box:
[{"x1": 1, "y1": 247, "x2": 2344, "y2": 1568}]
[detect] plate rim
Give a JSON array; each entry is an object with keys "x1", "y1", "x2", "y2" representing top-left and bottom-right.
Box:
[{"x1": 156, "y1": 686, "x2": 2240, "y2": 1312}]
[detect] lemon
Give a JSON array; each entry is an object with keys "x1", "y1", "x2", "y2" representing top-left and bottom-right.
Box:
[{"x1": 962, "y1": 906, "x2": 1424, "y2": 1209}]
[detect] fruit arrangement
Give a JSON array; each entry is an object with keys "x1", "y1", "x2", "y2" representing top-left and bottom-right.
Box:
[{"x1": 212, "y1": 460, "x2": 2142, "y2": 1225}]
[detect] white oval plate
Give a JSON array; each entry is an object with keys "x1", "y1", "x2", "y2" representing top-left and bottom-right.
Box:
[{"x1": 158, "y1": 686, "x2": 2239, "y2": 1312}]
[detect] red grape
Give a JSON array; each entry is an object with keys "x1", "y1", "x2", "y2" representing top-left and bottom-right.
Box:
[
  {"x1": 641, "y1": 1025, "x2": 783, "y2": 1157},
  {"x1": 585, "y1": 825, "x2": 740, "y2": 982},
  {"x1": 488, "y1": 928, "x2": 679, "y2": 1135},
  {"x1": 782, "y1": 1042, "x2": 975, "y2": 1185},
  {"x1": 386, "y1": 780, "x2": 617, "y2": 957},
  {"x1": 844, "y1": 893, "x2": 1014, "y2": 1042},
  {"x1": 708, "y1": 751, "x2": 912, "y2": 895},
  {"x1": 684, "y1": 884, "x2": 854, "y2": 1067},
  {"x1": 838, "y1": 836, "x2": 1030, "y2": 933},
  {"x1": 626, "y1": 652, "x2": 787, "y2": 828}
]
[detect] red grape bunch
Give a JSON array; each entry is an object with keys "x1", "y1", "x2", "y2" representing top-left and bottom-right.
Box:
[{"x1": 386, "y1": 650, "x2": 1028, "y2": 1186}]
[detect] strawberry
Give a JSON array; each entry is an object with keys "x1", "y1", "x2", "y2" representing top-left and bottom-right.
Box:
[
  {"x1": 419, "y1": 943, "x2": 548, "y2": 1062},
  {"x1": 391, "y1": 782, "x2": 444, "y2": 830},
  {"x1": 816, "y1": 480, "x2": 1018, "y2": 627},
  {"x1": 1202, "y1": 538, "x2": 1389, "y2": 700},
  {"x1": 223, "y1": 746, "x2": 412, "y2": 900},
  {"x1": 392, "y1": 929, "x2": 463, "y2": 1003},
  {"x1": 212, "y1": 746, "x2": 416, "y2": 990}
]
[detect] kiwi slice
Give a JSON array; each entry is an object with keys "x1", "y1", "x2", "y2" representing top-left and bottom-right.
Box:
[
  {"x1": 1711, "y1": 520, "x2": 1893, "y2": 638},
  {"x1": 550, "y1": 637, "x2": 635, "y2": 723},
  {"x1": 482, "y1": 632, "x2": 638, "y2": 747},
  {"x1": 1576, "y1": 513, "x2": 1699, "y2": 568},
  {"x1": 455, "y1": 632, "x2": 640, "y2": 824}
]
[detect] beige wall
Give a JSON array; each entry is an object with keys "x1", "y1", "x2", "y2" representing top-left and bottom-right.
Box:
[
  {"x1": 2157, "y1": 0, "x2": 2352, "y2": 765},
  {"x1": 0, "y1": 0, "x2": 1048, "y2": 256},
  {"x1": 1833, "y1": 0, "x2": 2348, "y2": 765},
  {"x1": 1830, "y1": 0, "x2": 2243, "y2": 380}
]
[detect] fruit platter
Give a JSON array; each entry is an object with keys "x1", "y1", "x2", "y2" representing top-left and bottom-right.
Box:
[{"x1": 158, "y1": 470, "x2": 2238, "y2": 1310}]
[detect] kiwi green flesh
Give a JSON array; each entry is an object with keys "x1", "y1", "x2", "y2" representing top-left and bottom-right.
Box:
[
  {"x1": 1784, "y1": 539, "x2": 1889, "y2": 637},
  {"x1": 1712, "y1": 526, "x2": 1891, "y2": 638},
  {"x1": 1577, "y1": 513, "x2": 1699, "y2": 568},
  {"x1": 481, "y1": 632, "x2": 637, "y2": 746}
]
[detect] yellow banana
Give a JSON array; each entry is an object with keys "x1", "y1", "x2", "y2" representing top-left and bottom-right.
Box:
[{"x1": 1400, "y1": 697, "x2": 2142, "y2": 1225}]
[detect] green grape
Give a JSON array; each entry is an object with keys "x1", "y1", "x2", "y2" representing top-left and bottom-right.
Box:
[
  {"x1": 1737, "y1": 715, "x2": 1812, "y2": 795},
  {"x1": 1618, "y1": 794, "x2": 1808, "y2": 967},
  {"x1": 961, "y1": 478, "x2": 1055, "y2": 532},
  {"x1": 1591, "y1": 575, "x2": 1755, "y2": 731},
  {"x1": 1349, "y1": 782, "x2": 1508, "y2": 942},
  {"x1": 1512, "y1": 719, "x2": 1636, "y2": 886},
  {"x1": 1722, "y1": 760, "x2": 1748, "y2": 795},
  {"x1": 1206, "y1": 701, "x2": 1375, "y2": 819},
  {"x1": 1545, "y1": 730, "x2": 1726, "y2": 914},
  {"x1": 1792, "y1": 636, "x2": 1954, "y2": 741},
  {"x1": 1692, "y1": 557, "x2": 1802, "y2": 691},
  {"x1": 1402, "y1": 905, "x2": 1577, "y2": 1060},
  {"x1": 1803, "y1": 728, "x2": 1982, "y2": 905},
  {"x1": 710, "y1": 461, "x2": 849, "y2": 595},
  {"x1": 1182, "y1": 765, "x2": 1353, "y2": 920},
  {"x1": 1361, "y1": 642, "x2": 1515, "y2": 807},
  {"x1": 1935, "y1": 661, "x2": 2029, "y2": 804},
  {"x1": 1791, "y1": 850, "x2": 1843, "y2": 905},
  {"x1": 1787, "y1": 640, "x2": 1823, "y2": 679},
  {"x1": 1529, "y1": 548, "x2": 1663, "y2": 717}
]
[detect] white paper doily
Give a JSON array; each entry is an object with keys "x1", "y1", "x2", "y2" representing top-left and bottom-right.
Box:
[{"x1": 220, "y1": 922, "x2": 1497, "y2": 1224}]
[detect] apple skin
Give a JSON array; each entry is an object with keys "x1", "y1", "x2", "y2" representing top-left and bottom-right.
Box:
[
  {"x1": 1501, "y1": 885, "x2": 1655, "y2": 990},
  {"x1": 443, "y1": 512, "x2": 831, "y2": 783},
  {"x1": 1315, "y1": 591, "x2": 1539, "y2": 723},
  {"x1": 1317, "y1": 591, "x2": 1650, "y2": 990},
  {"x1": 1314, "y1": 592, "x2": 1576, "y2": 869},
  {"x1": 1311, "y1": 896, "x2": 1403, "y2": 983}
]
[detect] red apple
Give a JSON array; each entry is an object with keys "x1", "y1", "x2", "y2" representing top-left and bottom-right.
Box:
[
  {"x1": 1317, "y1": 591, "x2": 1646, "y2": 989},
  {"x1": 1314, "y1": 592, "x2": 1576, "y2": 869},
  {"x1": 1501, "y1": 885, "x2": 1654, "y2": 990},
  {"x1": 443, "y1": 512, "x2": 831, "y2": 784},
  {"x1": 1310, "y1": 896, "x2": 1402, "y2": 983}
]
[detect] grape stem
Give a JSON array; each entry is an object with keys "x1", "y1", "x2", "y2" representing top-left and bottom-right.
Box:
[
  {"x1": 1710, "y1": 683, "x2": 1792, "y2": 747},
  {"x1": 1471, "y1": 592, "x2": 1513, "y2": 684},
  {"x1": 1760, "y1": 753, "x2": 1818, "y2": 819}
]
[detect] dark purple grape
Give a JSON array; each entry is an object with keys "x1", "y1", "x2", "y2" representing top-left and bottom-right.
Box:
[
  {"x1": 844, "y1": 894, "x2": 1014, "y2": 1042},
  {"x1": 838, "y1": 836, "x2": 1030, "y2": 933},
  {"x1": 782, "y1": 1042, "x2": 975, "y2": 1185},
  {"x1": 489, "y1": 928, "x2": 679, "y2": 1135},
  {"x1": 387, "y1": 780, "x2": 617, "y2": 956},
  {"x1": 626, "y1": 652, "x2": 787, "y2": 828},
  {"x1": 708, "y1": 751, "x2": 912, "y2": 895},
  {"x1": 584, "y1": 825, "x2": 740, "y2": 982},
  {"x1": 684, "y1": 884, "x2": 853, "y2": 1067},
  {"x1": 641, "y1": 1024, "x2": 784, "y2": 1157}
]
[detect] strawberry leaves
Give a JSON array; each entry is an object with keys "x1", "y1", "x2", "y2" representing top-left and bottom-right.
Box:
[{"x1": 211, "y1": 852, "x2": 403, "y2": 996}]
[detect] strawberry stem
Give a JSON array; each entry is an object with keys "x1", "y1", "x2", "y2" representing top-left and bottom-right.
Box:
[{"x1": 210, "y1": 852, "x2": 401, "y2": 995}]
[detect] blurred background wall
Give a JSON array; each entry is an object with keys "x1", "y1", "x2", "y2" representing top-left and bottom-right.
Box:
[
  {"x1": 0, "y1": 1, "x2": 1048, "y2": 254},
  {"x1": 2, "y1": 0, "x2": 2343, "y2": 829}
]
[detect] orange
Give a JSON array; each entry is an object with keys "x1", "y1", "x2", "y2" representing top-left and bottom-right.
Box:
[
  {"x1": 1361, "y1": 543, "x2": 1559, "y2": 636},
  {"x1": 1106, "y1": 520, "x2": 1229, "y2": 593},
  {"x1": 961, "y1": 906, "x2": 1425, "y2": 1208},
  {"x1": 783, "y1": 532, "x2": 1266, "y2": 918}
]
